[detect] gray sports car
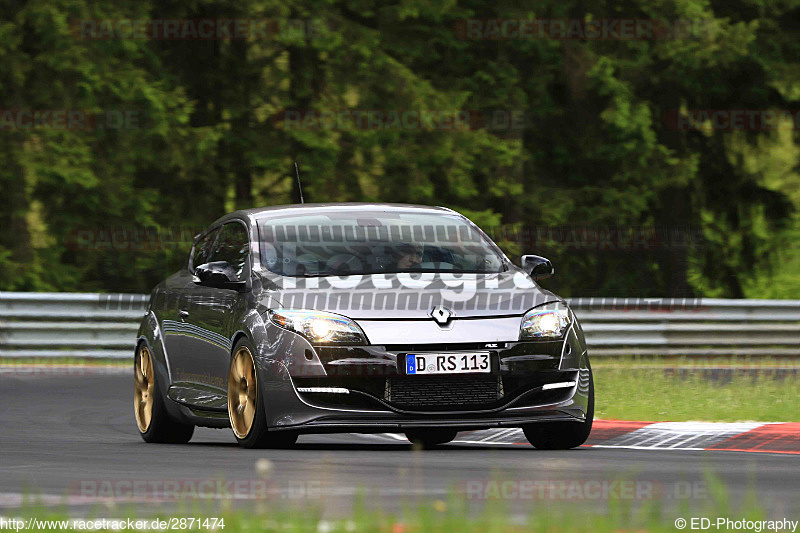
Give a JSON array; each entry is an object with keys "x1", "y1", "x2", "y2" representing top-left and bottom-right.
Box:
[{"x1": 135, "y1": 203, "x2": 593, "y2": 449}]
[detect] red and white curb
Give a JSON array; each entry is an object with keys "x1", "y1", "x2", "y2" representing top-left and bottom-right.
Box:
[{"x1": 383, "y1": 420, "x2": 800, "y2": 454}]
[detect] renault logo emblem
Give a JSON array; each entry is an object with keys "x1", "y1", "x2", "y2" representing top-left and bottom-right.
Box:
[{"x1": 429, "y1": 305, "x2": 454, "y2": 325}]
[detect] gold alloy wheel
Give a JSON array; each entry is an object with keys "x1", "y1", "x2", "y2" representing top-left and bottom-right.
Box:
[
  {"x1": 228, "y1": 346, "x2": 258, "y2": 439},
  {"x1": 134, "y1": 345, "x2": 155, "y2": 433}
]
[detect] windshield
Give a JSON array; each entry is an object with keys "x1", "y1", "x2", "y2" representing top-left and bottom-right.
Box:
[{"x1": 257, "y1": 210, "x2": 506, "y2": 277}]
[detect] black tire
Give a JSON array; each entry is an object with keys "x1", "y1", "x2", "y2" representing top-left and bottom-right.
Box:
[
  {"x1": 228, "y1": 338, "x2": 298, "y2": 449},
  {"x1": 405, "y1": 429, "x2": 458, "y2": 449},
  {"x1": 135, "y1": 344, "x2": 194, "y2": 444},
  {"x1": 522, "y1": 364, "x2": 594, "y2": 450}
]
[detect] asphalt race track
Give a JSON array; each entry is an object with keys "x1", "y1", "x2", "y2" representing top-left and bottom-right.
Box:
[{"x1": 1, "y1": 370, "x2": 798, "y2": 520}]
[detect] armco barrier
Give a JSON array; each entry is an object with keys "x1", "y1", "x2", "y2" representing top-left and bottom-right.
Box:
[
  {"x1": 0, "y1": 293, "x2": 798, "y2": 358},
  {"x1": 0, "y1": 293, "x2": 147, "y2": 358},
  {"x1": 569, "y1": 298, "x2": 800, "y2": 356}
]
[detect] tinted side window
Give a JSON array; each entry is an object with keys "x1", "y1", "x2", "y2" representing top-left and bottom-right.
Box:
[
  {"x1": 192, "y1": 228, "x2": 219, "y2": 271},
  {"x1": 210, "y1": 222, "x2": 250, "y2": 280}
]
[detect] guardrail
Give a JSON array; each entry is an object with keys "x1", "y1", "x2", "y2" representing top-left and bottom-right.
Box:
[
  {"x1": 0, "y1": 293, "x2": 147, "y2": 359},
  {"x1": 0, "y1": 293, "x2": 798, "y2": 358},
  {"x1": 569, "y1": 298, "x2": 800, "y2": 356}
]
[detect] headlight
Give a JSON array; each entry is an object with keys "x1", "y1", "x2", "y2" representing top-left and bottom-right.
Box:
[
  {"x1": 520, "y1": 305, "x2": 571, "y2": 339},
  {"x1": 268, "y1": 309, "x2": 367, "y2": 345}
]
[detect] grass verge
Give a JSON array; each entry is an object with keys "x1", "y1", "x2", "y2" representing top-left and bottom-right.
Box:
[
  {"x1": 8, "y1": 472, "x2": 772, "y2": 532},
  {"x1": 592, "y1": 357, "x2": 800, "y2": 422}
]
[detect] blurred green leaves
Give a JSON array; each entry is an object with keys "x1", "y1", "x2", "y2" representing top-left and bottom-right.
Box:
[{"x1": 0, "y1": 0, "x2": 796, "y2": 296}]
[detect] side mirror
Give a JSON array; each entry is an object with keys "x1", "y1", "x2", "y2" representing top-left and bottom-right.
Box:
[
  {"x1": 194, "y1": 261, "x2": 247, "y2": 291},
  {"x1": 520, "y1": 255, "x2": 554, "y2": 280}
]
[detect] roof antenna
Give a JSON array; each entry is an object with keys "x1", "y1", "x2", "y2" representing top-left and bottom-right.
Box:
[{"x1": 294, "y1": 161, "x2": 305, "y2": 204}]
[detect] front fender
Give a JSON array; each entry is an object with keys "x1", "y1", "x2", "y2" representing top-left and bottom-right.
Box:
[{"x1": 136, "y1": 311, "x2": 188, "y2": 423}]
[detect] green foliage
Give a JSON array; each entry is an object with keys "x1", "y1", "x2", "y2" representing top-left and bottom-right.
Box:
[
  {"x1": 593, "y1": 357, "x2": 800, "y2": 422},
  {"x1": 0, "y1": 0, "x2": 797, "y2": 295},
  {"x1": 12, "y1": 481, "x2": 774, "y2": 532}
]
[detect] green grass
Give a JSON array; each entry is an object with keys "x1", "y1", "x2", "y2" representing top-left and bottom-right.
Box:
[
  {"x1": 593, "y1": 357, "x2": 800, "y2": 422},
  {"x1": 10, "y1": 472, "x2": 772, "y2": 532}
]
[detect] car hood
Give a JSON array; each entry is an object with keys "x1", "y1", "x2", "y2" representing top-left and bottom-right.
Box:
[{"x1": 256, "y1": 268, "x2": 561, "y2": 319}]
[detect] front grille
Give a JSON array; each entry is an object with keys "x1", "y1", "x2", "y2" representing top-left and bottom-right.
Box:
[{"x1": 386, "y1": 375, "x2": 503, "y2": 410}]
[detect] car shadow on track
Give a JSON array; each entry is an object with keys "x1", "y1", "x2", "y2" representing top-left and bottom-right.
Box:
[{"x1": 161, "y1": 441, "x2": 577, "y2": 452}]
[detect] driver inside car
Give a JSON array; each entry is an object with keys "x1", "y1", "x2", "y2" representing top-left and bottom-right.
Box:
[{"x1": 396, "y1": 243, "x2": 424, "y2": 270}]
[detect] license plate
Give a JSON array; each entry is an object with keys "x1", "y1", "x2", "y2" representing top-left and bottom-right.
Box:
[{"x1": 404, "y1": 352, "x2": 491, "y2": 375}]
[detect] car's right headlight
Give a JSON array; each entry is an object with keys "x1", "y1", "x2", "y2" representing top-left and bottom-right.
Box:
[
  {"x1": 520, "y1": 304, "x2": 571, "y2": 339},
  {"x1": 268, "y1": 309, "x2": 367, "y2": 345}
]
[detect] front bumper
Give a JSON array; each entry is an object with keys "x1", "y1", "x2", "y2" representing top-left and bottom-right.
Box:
[{"x1": 259, "y1": 336, "x2": 591, "y2": 432}]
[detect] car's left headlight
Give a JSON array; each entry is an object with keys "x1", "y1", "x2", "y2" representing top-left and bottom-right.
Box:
[
  {"x1": 268, "y1": 309, "x2": 367, "y2": 345},
  {"x1": 520, "y1": 305, "x2": 571, "y2": 339}
]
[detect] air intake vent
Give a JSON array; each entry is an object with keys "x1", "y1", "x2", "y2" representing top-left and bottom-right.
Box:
[{"x1": 386, "y1": 375, "x2": 503, "y2": 411}]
